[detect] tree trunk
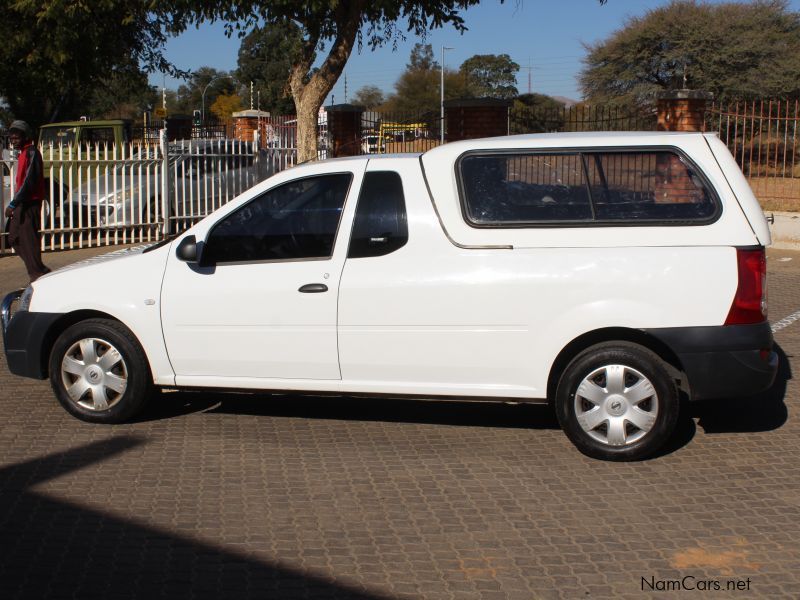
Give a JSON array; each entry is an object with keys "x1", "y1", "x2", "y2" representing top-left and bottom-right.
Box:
[
  {"x1": 295, "y1": 95, "x2": 320, "y2": 163},
  {"x1": 290, "y1": 1, "x2": 365, "y2": 163}
]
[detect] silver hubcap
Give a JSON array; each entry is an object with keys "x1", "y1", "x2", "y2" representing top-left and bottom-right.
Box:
[
  {"x1": 574, "y1": 364, "x2": 658, "y2": 447},
  {"x1": 60, "y1": 338, "x2": 128, "y2": 411}
]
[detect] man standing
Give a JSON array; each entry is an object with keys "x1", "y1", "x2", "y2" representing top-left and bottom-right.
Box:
[{"x1": 4, "y1": 120, "x2": 50, "y2": 282}]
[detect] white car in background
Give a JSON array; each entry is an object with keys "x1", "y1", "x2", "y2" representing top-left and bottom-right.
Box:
[
  {"x1": 68, "y1": 140, "x2": 270, "y2": 229},
  {"x1": 2, "y1": 148, "x2": 13, "y2": 217}
]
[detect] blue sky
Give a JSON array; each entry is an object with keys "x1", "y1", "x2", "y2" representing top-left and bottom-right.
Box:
[{"x1": 153, "y1": 0, "x2": 800, "y2": 105}]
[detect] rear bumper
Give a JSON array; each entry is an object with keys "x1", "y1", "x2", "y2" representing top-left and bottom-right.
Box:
[{"x1": 643, "y1": 322, "x2": 778, "y2": 401}]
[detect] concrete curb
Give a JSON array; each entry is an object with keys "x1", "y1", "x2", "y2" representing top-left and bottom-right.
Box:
[{"x1": 768, "y1": 211, "x2": 800, "y2": 250}]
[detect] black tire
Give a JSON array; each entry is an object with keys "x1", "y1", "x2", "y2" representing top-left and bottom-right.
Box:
[
  {"x1": 49, "y1": 318, "x2": 152, "y2": 423},
  {"x1": 555, "y1": 342, "x2": 679, "y2": 461}
]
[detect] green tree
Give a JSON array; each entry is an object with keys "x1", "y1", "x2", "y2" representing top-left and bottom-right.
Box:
[
  {"x1": 0, "y1": 1, "x2": 182, "y2": 127},
  {"x1": 175, "y1": 67, "x2": 236, "y2": 117},
  {"x1": 4, "y1": 1, "x2": 608, "y2": 152},
  {"x1": 352, "y1": 85, "x2": 386, "y2": 108},
  {"x1": 86, "y1": 60, "x2": 158, "y2": 121},
  {"x1": 460, "y1": 54, "x2": 519, "y2": 98},
  {"x1": 174, "y1": 1, "x2": 499, "y2": 161},
  {"x1": 510, "y1": 93, "x2": 566, "y2": 133},
  {"x1": 383, "y1": 43, "x2": 469, "y2": 114},
  {"x1": 408, "y1": 43, "x2": 439, "y2": 71},
  {"x1": 580, "y1": 0, "x2": 800, "y2": 107},
  {"x1": 236, "y1": 20, "x2": 306, "y2": 115},
  {"x1": 210, "y1": 93, "x2": 244, "y2": 119}
]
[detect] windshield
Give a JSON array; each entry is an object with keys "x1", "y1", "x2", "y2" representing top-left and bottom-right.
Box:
[{"x1": 40, "y1": 127, "x2": 77, "y2": 148}]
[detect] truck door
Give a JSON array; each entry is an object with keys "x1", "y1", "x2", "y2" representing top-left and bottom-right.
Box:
[{"x1": 161, "y1": 168, "x2": 361, "y2": 382}]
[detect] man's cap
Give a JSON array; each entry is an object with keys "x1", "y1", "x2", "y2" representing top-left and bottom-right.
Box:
[{"x1": 8, "y1": 120, "x2": 33, "y2": 139}]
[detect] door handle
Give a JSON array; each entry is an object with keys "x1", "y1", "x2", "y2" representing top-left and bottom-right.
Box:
[{"x1": 298, "y1": 283, "x2": 328, "y2": 293}]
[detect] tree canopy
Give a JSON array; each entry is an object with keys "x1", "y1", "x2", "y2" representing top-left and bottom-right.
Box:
[
  {"x1": 380, "y1": 44, "x2": 469, "y2": 114},
  {"x1": 1, "y1": 0, "x2": 609, "y2": 157},
  {"x1": 0, "y1": 1, "x2": 181, "y2": 126},
  {"x1": 580, "y1": 0, "x2": 800, "y2": 106},
  {"x1": 236, "y1": 20, "x2": 307, "y2": 114},
  {"x1": 172, "y1": 0, "x2": 490, "y2": 160},
  {"x1": 459, "y1": 54, "x2": 519, "y2": 98},
  {"x1": 210, "y1": 92, "x2": 244, "y2": 119},
  {"x1": 351, "y1": 85, "x2": 386, "y2": 109}
]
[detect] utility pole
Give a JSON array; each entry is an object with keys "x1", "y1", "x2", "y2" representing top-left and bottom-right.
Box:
[
  {"x1": 522, "y1": 59, "x2": 533, "y2": 94},
  {"x1": 344, "y1": 74, "x2": 348, "y2": 104},
  {"x1": 440, "y1": 45, "x2": 453, "y2": 144}
]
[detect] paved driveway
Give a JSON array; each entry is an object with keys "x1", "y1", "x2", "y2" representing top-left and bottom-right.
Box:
[{"x1": 1, "y1": 245, "x2": 799, "y2": 599}]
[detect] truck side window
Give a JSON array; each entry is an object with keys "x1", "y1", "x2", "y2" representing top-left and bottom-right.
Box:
[
  {"x1": 585, "y1": 151, "x2": 717, "y2": 221},
  {"x1": 458, "y1": 150, "x2": 719, "y2": 226},
  {"x1": 348, "y1": 171, "x2": 408, "y2": 258},
  {"x1": 203, "y1": 173, "x2": 352, "y2": 264},
  {"x1": 459, "y1": 153, "x2": 593, "y2": 224}
]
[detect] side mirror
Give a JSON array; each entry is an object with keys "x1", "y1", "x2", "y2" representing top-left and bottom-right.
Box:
[{"x1": 175, "y1": 235, "x2": 198, "y2": 263}]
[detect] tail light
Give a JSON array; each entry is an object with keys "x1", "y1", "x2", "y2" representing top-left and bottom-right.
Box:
[{"x1": 725, "y1": 247, "x2": 767, "y2": 325}]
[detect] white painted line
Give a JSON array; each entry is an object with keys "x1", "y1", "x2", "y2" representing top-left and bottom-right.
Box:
[{"x1": 772, "y1": 310, "x2": 800, "y2": 333}]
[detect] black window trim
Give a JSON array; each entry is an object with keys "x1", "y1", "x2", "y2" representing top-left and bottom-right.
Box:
[
  {"x1": 346, "y1": 170, "x2": 409, "y2": 259},
  {"x1": 455, "y1": 145, "x2": 723, "y2": 229},
  {"x1": 203, "y1": 171, "x2": 354, "y2": 266}
]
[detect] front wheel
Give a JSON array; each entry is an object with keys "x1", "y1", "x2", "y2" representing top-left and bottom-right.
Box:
[
  {"x1": 49, "y1": 319, "x2": 152, "y2": 423},
  {"x1": 555, "y1": 342, "x2": 679, "y2": 461}
]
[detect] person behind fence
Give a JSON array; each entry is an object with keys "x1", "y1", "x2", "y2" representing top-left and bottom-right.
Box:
[{"x1": 4, "y1": 120, "x2": 50, "y2": 282}]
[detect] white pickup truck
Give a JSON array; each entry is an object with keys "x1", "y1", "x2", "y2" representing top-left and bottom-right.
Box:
[{"x1": 2, "y1": 132, "x2": 778, "y2": 460}]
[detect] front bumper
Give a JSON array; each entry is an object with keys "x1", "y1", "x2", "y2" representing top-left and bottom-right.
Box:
[
  {"x1": 644, "y1": 322, "x2": 778, "y2": 401},
  {"x1": 2, "y1": 290, "x2": 62, "y2": 380}
]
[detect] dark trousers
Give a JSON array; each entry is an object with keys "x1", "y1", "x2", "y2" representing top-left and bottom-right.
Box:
[{"x1": 8, "y1": 203, "x2": 50, "y2": 282}]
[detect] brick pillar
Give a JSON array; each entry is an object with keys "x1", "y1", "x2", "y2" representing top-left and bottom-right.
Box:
[
  {"x1": 444, "y1": 98, "x2": 511, "y2": 142},
  {"x1": 233, "y1": 116, "x2": 258, "y2": 141},
  {"x1": 656, "y1": 90, "x2": 712, "y2": 132},
  {"x1": 326, "y1": 104, "x2": 364, "y2": 157}
]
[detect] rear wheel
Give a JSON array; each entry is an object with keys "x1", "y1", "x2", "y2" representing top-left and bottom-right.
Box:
[
  {"x1": 555, "y1": 342, "x2": 679, "y2": 461},
  {"x1": 49, "y1": 319, "x2": 151, "y2": 423}
]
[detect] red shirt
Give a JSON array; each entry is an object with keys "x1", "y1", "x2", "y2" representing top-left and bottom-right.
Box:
[{"x1": 14, "y1": 141, "x2": 45, "y2": 204}]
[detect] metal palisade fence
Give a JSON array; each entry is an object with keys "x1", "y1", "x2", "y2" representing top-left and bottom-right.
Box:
[
  {"x1": 1, "y1": 131, "x2": 277, "y2": 253},
  {"x1": 705, "y1": 100, "x2": 800, "y2": 212},
  {"x1": 2, "y1": 100, "x2": 798, "y2": 255},
  {"x1": 359, "y1": 111, "x2": 443, "y2": 155}
]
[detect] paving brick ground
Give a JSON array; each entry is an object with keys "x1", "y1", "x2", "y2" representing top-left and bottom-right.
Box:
[{"x1": 1, "y1": 245, "x2": 799, "y2": 599}]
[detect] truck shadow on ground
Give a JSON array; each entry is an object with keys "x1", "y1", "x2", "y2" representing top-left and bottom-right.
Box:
[
  {"x1": 688, "y1": 342, "x2": 791, "y2": 434},
  {"x1": 137, "y1": 343, "x2": 791, "y2": 458},
  {"x1": 140, "y1": 389, "x2": 562, "y2": 431}
]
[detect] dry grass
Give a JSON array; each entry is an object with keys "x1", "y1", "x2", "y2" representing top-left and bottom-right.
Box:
[{"x1": 747, "y1": 177, "x2": 800, "y2": 212}]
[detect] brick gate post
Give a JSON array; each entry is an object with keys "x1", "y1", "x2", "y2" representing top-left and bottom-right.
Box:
[
  {"x1": 326, "y1": 104, "x2": 365, "y2": 157},
  {"x1": 444, "y1": 98, "x2": 512, "y2": 142},
  {"x1": 655, "y1": 90, "x2": 713, "y2": 205},
  {"x1": 656, "y1": 90, "x2": 712, "y2": 132}
]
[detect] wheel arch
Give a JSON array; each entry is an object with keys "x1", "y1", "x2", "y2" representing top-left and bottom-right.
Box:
[
  {"x1": 546, "y1": 327, "x2": 686, "y2": 405},
  {"x1": 39, "y1": 310, "x2": 132, "y2": 377}
]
